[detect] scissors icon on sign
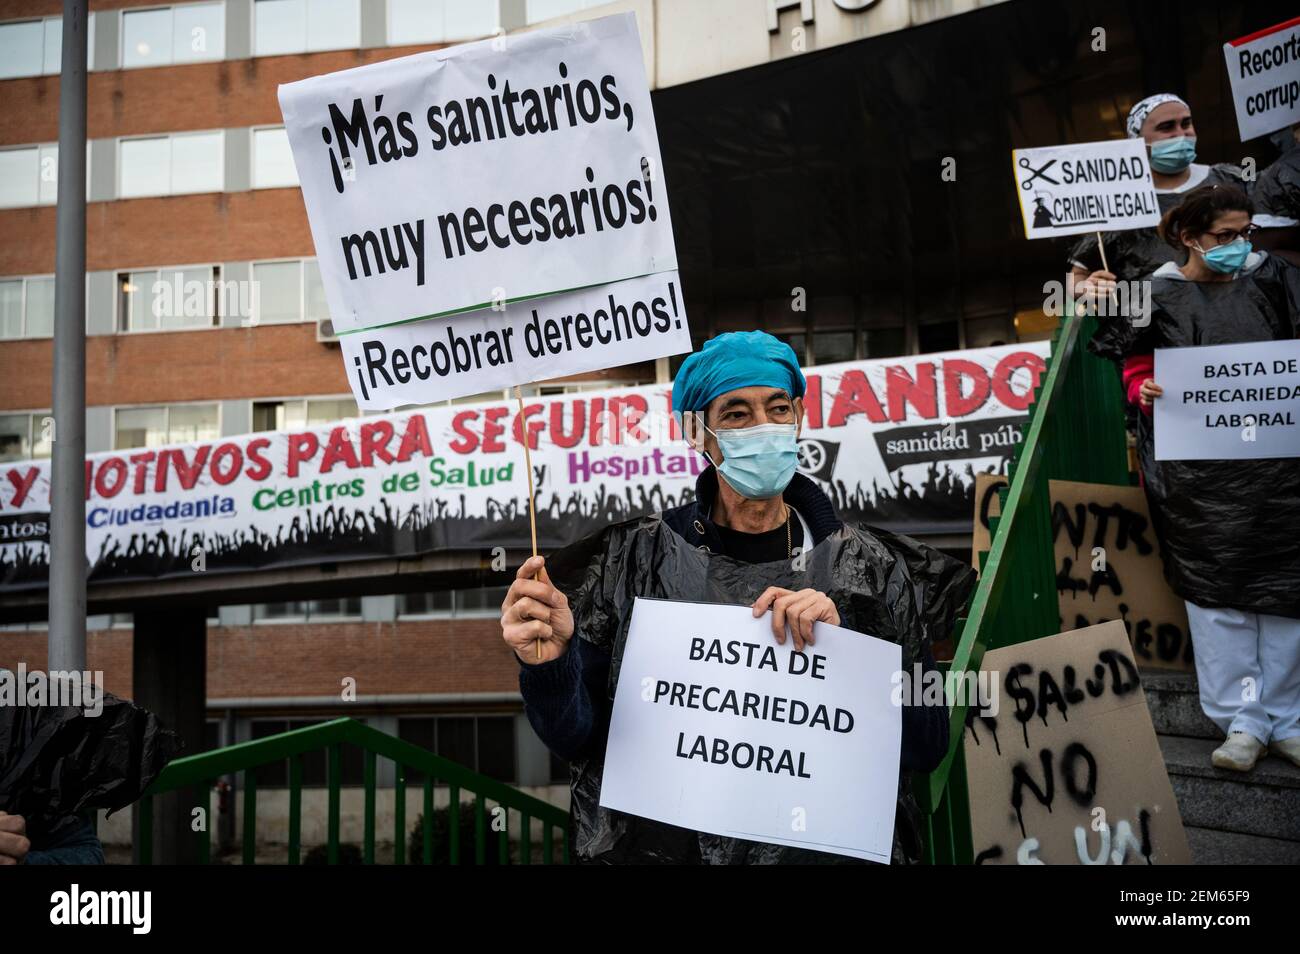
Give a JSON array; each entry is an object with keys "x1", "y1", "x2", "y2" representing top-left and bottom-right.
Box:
[{"x1": 1019, "y1": 157, "x2": 1060, "y2": 190}]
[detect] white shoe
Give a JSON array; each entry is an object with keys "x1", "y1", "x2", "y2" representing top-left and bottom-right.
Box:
[
  {"x1": 1269, "y1": 737, "x2": 1300, "y2": 769},
  {"x1": 1211, "y1": 732, "x2": 1266, "y2": 772}
]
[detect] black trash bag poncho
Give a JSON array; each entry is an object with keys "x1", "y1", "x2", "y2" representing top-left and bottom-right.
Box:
[
  {"x1": 1090, "y1": 253, "x2": 1300, "y2": 619},
  {"x1": 546, "y1": 514, "x2": 975, "y2": 864},
  {"x1": 0, "y1": 689, "x2": 182, "y2": 842},
  {"x1": 1254, "y1": 146, "x2": 1300, "y2": 225}
]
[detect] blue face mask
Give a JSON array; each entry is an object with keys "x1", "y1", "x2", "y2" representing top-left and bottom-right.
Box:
[
  {"x1": 1149, "y1": 136, "x2": 1197, "y2": 173},
  {"x1": 1195, "y1": 239, "x2": 1252, "y2": 274},
  {"x1": 704, "y1": 422, "x2": 799, "y2": 500}
]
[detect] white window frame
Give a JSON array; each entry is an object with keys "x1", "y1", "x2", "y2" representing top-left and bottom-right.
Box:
[
  {"x1": 248, "y1": 257, "x2": 319, "y2": 325},
  {"x1": 251, "y1": 597, "x2": 364, "y2": 624},
  {"x1": 114, "y1": 263, "x2": 224, "y2": 334},
  {"x1": 252, "y1": 0, "x2": 363, "y2": 57},
  {"x1": 0, "y1": 408, "x2": 54, "y2": 462},
  {"x1": 0, "y1": 274, "x2": 57, "y2": 339},
  {"x1": 117, "y1": 129, "x2": 225, "y2": 199},
  {"x1": 384, "y1": 0, "x2": 500, "y2": 46},
  {"x1": 0, "y1": 15, "x2": 89, "y2": 78},
  {"x1": 111, "y1": 400, "x2": 223, "y2": 451},
  {"x1": 249, "y1": 124, "x2": 299, "y2": 189},
  {"x1": 119, "y1": 2, "x2": 227, "y2": 69},
  {"x1": 250, "y1": 393, "x2": 359, "y2": 432},
  {"x1": 398, "y1": 586, "x2": 510, "y2": 620}
]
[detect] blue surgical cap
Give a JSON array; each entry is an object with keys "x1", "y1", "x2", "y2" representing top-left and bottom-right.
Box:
[{"x1": 671, "y1": 331, "x2": 807, "y2": 418}]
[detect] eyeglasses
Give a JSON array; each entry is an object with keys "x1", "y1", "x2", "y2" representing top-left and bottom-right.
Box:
[{"x1": 1200, "y1": 225, "x2": 1258, "y2": 246}]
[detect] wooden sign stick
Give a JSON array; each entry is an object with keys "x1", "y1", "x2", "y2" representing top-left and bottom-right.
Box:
[{"x1": 514, "y1": 385, "x2": 544, "y2": 660}]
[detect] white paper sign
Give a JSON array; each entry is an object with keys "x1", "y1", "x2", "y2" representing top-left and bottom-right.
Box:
[
  {"x1": 1223, "y1": 17, "x2": 1300, "y2": 142},
  {"x1": 598, "y1": 598, "x2": 902, "y2": 863},
  {"x1": 278, "y1": 13, "x2": 678, "y2": 335},
  {"x1": 1012, "y1": 140, "x2": 1160, "y2": 240},
  {"x1": 341, "y1": 271, "x2": 689, "y2": 409},
  {"x1": 1154, "y1": 340, "x2": 1300, "y2": 461}
]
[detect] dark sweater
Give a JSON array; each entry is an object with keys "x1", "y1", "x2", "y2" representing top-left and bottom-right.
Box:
[{"x1": 518, "y1": 467, "x2": 951, "y2": 773}]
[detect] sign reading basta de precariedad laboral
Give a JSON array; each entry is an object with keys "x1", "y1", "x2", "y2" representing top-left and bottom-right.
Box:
[{"x1": 278, "y1": 13, "x2": 690, "y2": 407}]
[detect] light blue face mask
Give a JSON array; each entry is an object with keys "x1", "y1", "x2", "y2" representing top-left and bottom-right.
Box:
[
  {"x1": 1149, "y1": 136, "x2": 1197, "y2": 173},
  {"x1": 1195, "y1": 239, "x2": 1252, "y2": 274},
  {"x1": 703, "y1": 422, "x2": 798, "y2": 500}
]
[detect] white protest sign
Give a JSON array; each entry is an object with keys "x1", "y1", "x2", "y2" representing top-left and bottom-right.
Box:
[
  {"x1": 1223, "y1": 17, "x2": 1300, "y2": 142},
  {"x1": 1012, "y1": 140, "x2": 1159, "y2": 240},
  {"x1": 342, "y1": 272, "x2": 689, "y2": 410},
  {"x1": 1154, "y1": 339, "x2": 1300, "y2": 461},
  {"x1": 598, "y1": 598, "x2": 902, "y2": 863},
  {"x1": 278, "y1": 13, "x2": 678, "y2": 335}
]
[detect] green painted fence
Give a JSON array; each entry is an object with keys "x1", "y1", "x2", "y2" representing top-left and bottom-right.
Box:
[
  {"x1": 918, "y1": 307, "x2": 1131, "y2": 864},
  {"x1": 138, "y1": 717, "x2": 570, "y2": 864}
]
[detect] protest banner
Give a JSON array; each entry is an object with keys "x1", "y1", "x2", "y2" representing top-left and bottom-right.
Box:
[
  {"x1": 1012, "y1": 140, "x2": 1159, "y2": 255},
  {"x1": 342, "y1": 272, "x2": 689, "y2": 409},
  {"x1": 964, "y1": 620, "x2": 1192, "y2": 865},
  {"x1": 0, "y1": 343, "x2": 1047, "y2": 591},
  {"x1": 598, "y1": 597, "x2": 901, "y2": 863},
  {"x1": 972, "y1": 475, "x2": 1193, "y2": 671},
  {"x1": 1223, "y1": 16, "x2": 1300, "y2": 141},
  {"x1": 278, "y1": 13, "x2": 679, "y2": 338},
  {"x1": 1153, "y1": 339, "x2": 1300, "y2": 461}
]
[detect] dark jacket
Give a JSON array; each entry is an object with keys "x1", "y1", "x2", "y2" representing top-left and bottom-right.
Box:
[{"x1": 520, "y1": 465, "x2": 975, "y2": 863}]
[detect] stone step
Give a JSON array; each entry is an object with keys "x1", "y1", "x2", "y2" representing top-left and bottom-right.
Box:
[
  {"x1": 1159, "y1": 735, "x2": 1300, "y2": 842},
  {"x1": 1184, "y1": 826, "x2": 1300, "y2": 865},
  {"x1": 1140, "y1": 668, "x2": 1220, "y2": 740}
]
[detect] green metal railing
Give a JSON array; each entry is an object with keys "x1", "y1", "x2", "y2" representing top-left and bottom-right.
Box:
[
  {"x1": 138, "y1": 717, "x2": 570, "y2": 864},
  {"x1": 918, "y1": 307, "x2": 1130, "y2": 864}
]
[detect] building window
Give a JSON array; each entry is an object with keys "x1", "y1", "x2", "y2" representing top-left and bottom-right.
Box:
[
  {"x1": 251, "y1": 396, "x2": 358, "y2": 432},
  {"x1": 251, "y1": 127, "x2": 299, "y2": 188},
  {"x1": 399, "y1": 586, "x2": 508, "y2": 619},
  {"x1": 251, "y1": 598, "x2": 363, "y2": 622},
  {"x1": 250, "y1": 259, "x2": 328, "y2": 324},
  {"x1": 118, "y1": 265, "x2": 222, "y2": 332},
  {"x1": 0, "y1": 412, "x2": 53, "y2": 462},
  {"x1": 0, "y1": 277, "x2": 55, "y2": 339},
  {"x1": 121, "y1": 3, "x2": 224, "y2": 68},
  {"x1": 525, "y1": 0, "x2": 606, "y2": 25},
  {"x1": 0, "y1": 15, "x2": 94, "y2": 78},
  {"x1": 0, "y1": 145, "x2": 59, "y2": 209},
  {"x1": 254, "y1": 0, "x2": 360, "y2": 56},
  {"x1": 119, "y1": 131, "x2": 224, "y2": 199},
  {"x1": 113, "y1": 403, "x2": 220, "y2": 450},
  {"x1": 387, "y1": 0, "x2": 496, "y2": 44},
  {"x1": 398, "y1": 715, "x2": 517, "y2": 784}
]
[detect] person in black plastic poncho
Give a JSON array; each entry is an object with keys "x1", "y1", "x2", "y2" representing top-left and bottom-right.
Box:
[
  {"x1": 498, "y1": 331, "x2": 975, "y2": 863},
  {"x1": 1068, "y1": 93, "x2": 1254, "y2": 316},
  {"x1": 1090, "y1": 184, "x2": 1300, "y2": 774}
]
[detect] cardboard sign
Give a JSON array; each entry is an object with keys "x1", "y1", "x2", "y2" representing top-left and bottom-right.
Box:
[
  {"x1": 279, "y1": 13, "x2": 678, "y2": 335},
  {"x1": 1012, "y1": 140, "x2": 1159, "y2": 240},
  {"x1": 1154, "y1": 340, "x2": 1300, "y2": 461},
  {"x1": 341, "y1": 272, "x2": 690, "y2": 409},
  {"x1": 964, "y1": 621, "x2": 1192, "y2": 865},
  {"x1": 598, "y1": 598, "x2": 902, "y2": 863},
  {"x1": 972, "y1": 475, "x2": 1193, "y2": 671},
  {"x1": 1224, "y1": 16, "x2": 1300, "y2": 141}
]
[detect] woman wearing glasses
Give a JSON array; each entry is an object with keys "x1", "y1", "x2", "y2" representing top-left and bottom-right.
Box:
[{"x1": 1092, "y1": 184, "x2": 1300, "y2": 773}]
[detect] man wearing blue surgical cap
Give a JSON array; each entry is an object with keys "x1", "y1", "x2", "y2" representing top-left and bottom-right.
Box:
[{"x1": 498, "y1": 331, "x2": 973, "y2": 864}]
